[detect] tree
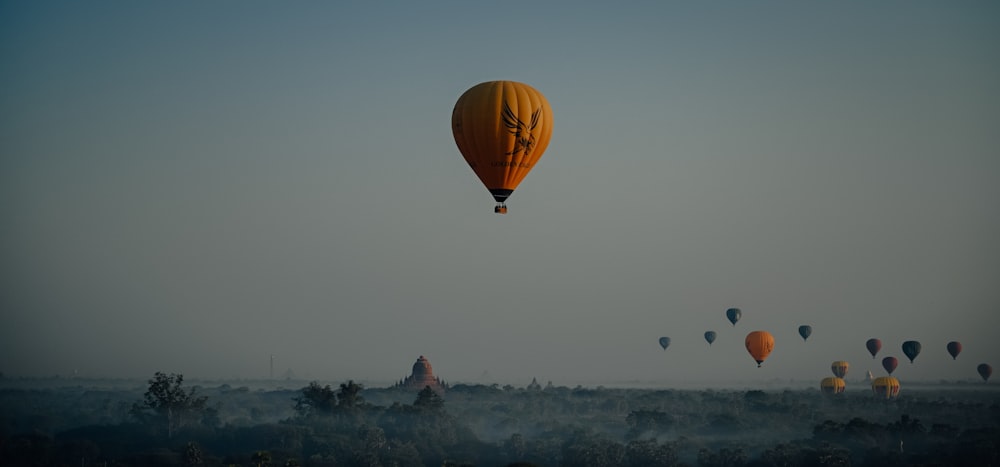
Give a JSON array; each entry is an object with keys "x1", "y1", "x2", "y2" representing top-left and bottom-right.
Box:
[
  {"x1": 504, "y1": 433, "x2": 526, "y2": 461},
  {"x1": 624, "y1": 439, "x2": 678, "y2": 467},
  {"x1": 184, "y1": 441, "x2": 204, "y2": 466},
  {"x1": 414, "y1": 386, "x2": 445, "y2": 411},
  {"x1": 252, "y1": 450, "x2": 273, "y2": 467},
  {"x1": 697, "y1": 447, "x2": 748, "y2": 467},
  {"x1": 293, "y1": 382, "x2": 337, "y2": 418},
  {"x1": 131, "y1": 372, "x2": 208, "y2": 438},
  {"x1": 337, "y1": 380, "x2": 364, "y2": 409}
]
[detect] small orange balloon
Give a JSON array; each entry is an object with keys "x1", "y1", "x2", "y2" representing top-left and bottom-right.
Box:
[
  {"x1": 452, "y1": 81, "x2": 553, "y2": 213},
  {"x1": 745, "y1": 331, "x2": 775, "y2": 367}
]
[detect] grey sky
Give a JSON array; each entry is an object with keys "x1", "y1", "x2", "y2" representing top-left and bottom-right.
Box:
[{"x1": 2, "y1": 2, "x2": 998, "y2": 387}]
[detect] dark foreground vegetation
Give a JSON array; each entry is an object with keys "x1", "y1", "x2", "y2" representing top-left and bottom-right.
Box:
[{"x1": 1, "y1": 374, "x2": 997, "y2": 466}]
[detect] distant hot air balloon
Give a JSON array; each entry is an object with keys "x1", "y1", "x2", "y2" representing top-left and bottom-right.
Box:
[
  {"x1": 946, "y1": 341, "x2": 962, "y2": 360},
  {"x1": 866, "y1": 339, "x2": 882, "y2": 359},
  {"x1": 831, "y1": 361, "x2": 849, "y2": 379},
  {"x1": 871, "y1": 376, "x2": 901, "y2": 400},
  {"x1": 704, "y1": 331, "x2": 717, "y2": 346},
  {"x1": 978, "y1": 363, "x2": 992, "y2": 382},
  {"x1": 820, "y1": 377, "x2": 846, "y2": 395},
  {"x1": 452, "y1": 80, "x2": 553, "y2": 214},
  {"x1": 745, "y1": 330, "x2": 774, "y2": 367},
  {"x1": 658, "y1": 337, "x2": 671, "y2": 350},
  {"x1": 866, "y1": 370, "x2": 874, "y2": 382},
  {"x1": 798, "y1": 325, "x2": 812, "y2": 341},
  {"x1": 902, "y1": 341, "x2": 921, "y2": 363},
  {"x1": 726, "y1": 308, "x2": 741, "y2": 326},
  {"x1": 882, "y1": 356, "x2": 898, "y2": 375}
]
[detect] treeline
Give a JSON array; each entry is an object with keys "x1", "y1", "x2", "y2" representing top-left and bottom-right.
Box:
[{"x1": 1, "y1": 374, "x2": 998, "y2": 466}]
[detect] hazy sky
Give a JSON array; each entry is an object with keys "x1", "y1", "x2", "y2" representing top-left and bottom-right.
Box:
[{"x1": 2, "y1": 2, "x2": 998, "y2": 388}]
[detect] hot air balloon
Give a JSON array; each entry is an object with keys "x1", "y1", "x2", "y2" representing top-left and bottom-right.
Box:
[
  {"x1": 882, "y1": 356, "x2": 898, "y2": 375},
  {"x1": 820, "y1": 377, "x2": 846, "y2": 395},
  {"x1": 946, "y1": 341, "x2": 962, "y2": 360},
  {"x1": 452, "y1": 81, "x2": 553, "y2": 214},
  {"x1": 745, "y1": 330, "x2": 774, "y2": 367},
  {"x1": 704, "y1": 331, "x2": 717, "y2": 346},
  {"x1": 866, "y1": 338, "x2": 882, "y2": 359},
  {"x1": 726, "y1": 308, "x2": 741, "y2": 326},
  {"x1": 798, "y1": 325, "x2": 812, "y2": 341},
  {"x1": 658, "y1": 337, "x2": 671, "y2": 350},
  {"x1": 902, "y1": 341, "x2": 921, "y2": 363},
  {"x1": 871, "y1": 376, "x2": 901, "y2": 400},
  {"x1": 978, "y1": 363, "x2": 992, "y2": 382},
  {"x1": 831, "y1": 361, "x2": 849, "y2": 379}
]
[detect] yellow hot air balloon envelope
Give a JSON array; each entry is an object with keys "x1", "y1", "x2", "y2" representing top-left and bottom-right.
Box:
[
  {"x1": 745, "y1": 330, "x2": 775, "y2": 367},
  {"x1": 820, "y1": 377, "x2": 846, "y2": 395},
  {"x1": 452, "y1": 81, "x2": 553, "y2": 213},
  {"x1": 872, "y1": 376, "x2": 901, "y2": 399}
]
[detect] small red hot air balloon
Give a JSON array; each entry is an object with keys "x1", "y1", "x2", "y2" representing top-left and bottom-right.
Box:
[
  {"x1": 977, "y1": 363, "x2": 992, "y2": 382},
  {"x1": 866, "y1": 338, "x2": 882, "y2": 359},
  {"x1": 882, "y1": 356, "x2": 898, "y2": 375}
]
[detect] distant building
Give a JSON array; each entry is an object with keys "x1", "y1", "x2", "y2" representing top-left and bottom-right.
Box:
[
  {"x1": 395, "y1": 355, "x2": 448, "y2": 393},
  {"x1": 527, "y1": 377, "x2": 542, "y2": 391}
]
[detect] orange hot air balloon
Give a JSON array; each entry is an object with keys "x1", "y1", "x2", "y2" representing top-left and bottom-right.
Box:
[
  {"x1": 452, "y1": 81, "x2": 553, "y2": 214},
  {"x1": 820, "y1": 377, "x2": 846, "y2": 395},
  {"x1": 872, "y1": 376, "x2": 901, "y2": 400},
  {"x1": 745, "y1": 331, "x2": 775, "y2": 367},
  {"x1": 831, "y1": 361, "x2": 849, "y2": 379}
]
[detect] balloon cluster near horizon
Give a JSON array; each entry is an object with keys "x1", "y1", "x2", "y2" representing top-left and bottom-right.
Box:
[
  {"x1": 650, "y1": 313, "x2": 989, "y2": 383},
  {"x1": 452, "y1": 81, "x2": 553, "y2": 214}
]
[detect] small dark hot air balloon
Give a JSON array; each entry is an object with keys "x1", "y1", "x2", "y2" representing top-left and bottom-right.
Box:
[
  {"x1": 798, "y1": 325, "x2": 812, "y2": 341},
  {"x1": 658, "y1": 337, "x2": 671, "y2": 351},
  {"x1": 726, "y1": 308, "x2": 741, "y2": 326},
  {"x1": 882, "y1": 356, "x2": 898, "y2": 375},
  {"x1": 866, "y1": 338, "x2": 882, "y2": 359},
  {"x1": 704, "y1": 331, "x2": 717, "y2": 346},
  {"x1": 978, "y1": 364, "x2": 992, "y2": 382},
  {"x1": 902, "y1": 341, "x2": 921, "y2": 363},
  {"x1": 831, "y1": 361, "x2": 849, "y2": 379},
  {"x1": 745, "y1": 330, "x2": 774, "y2": 367},
  {"x1": 946, "y1": 341, "x2": 962, "y2": 360}
]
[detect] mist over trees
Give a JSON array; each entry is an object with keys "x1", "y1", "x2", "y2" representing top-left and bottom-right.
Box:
[{"x1": 1, "y1": 374, "x2": 998, "y2": 466}]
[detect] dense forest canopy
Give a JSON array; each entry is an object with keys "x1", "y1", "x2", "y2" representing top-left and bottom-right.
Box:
[{"x1": 1, "y1": 375, "x2": 997, "y2": 466}]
